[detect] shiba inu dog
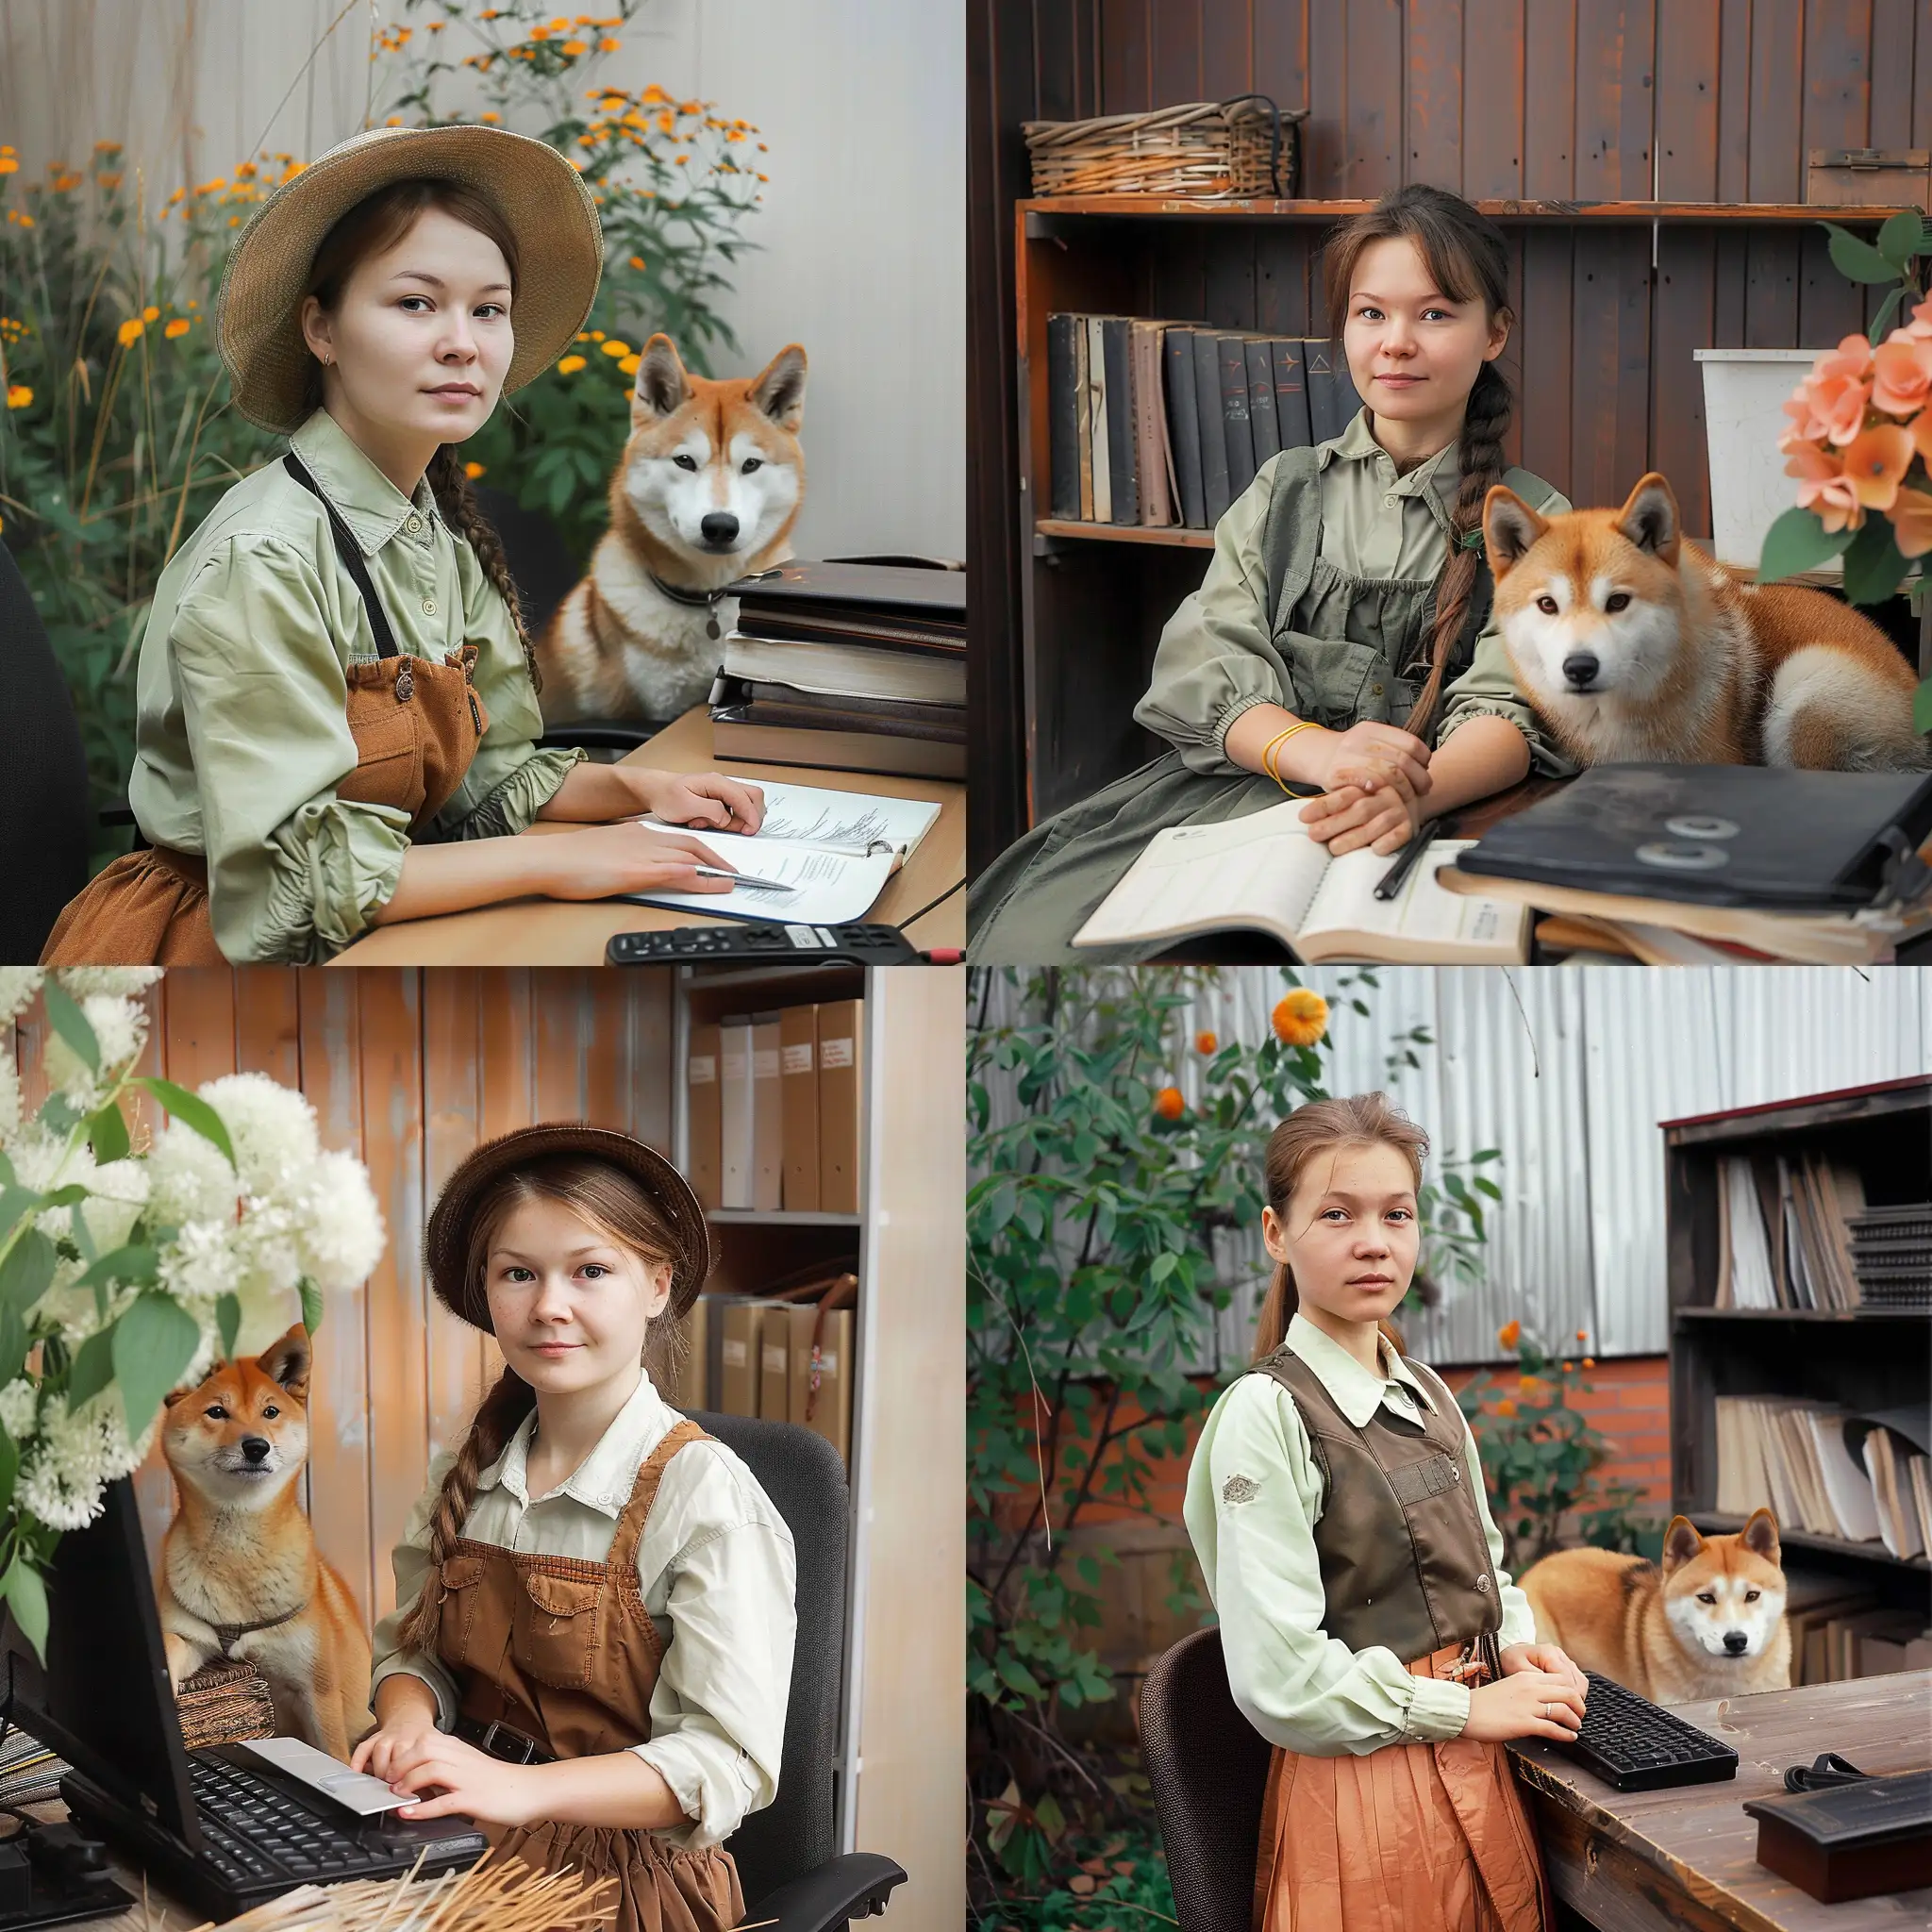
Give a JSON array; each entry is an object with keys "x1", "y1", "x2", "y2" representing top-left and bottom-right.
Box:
[
  {"x1": 536, "y1": 333, "x2": 808, "y2": 723},
  {"x1": 1484, "y1": 473, "x2": 1927, "y2": 772},
  {"x1": 1518, "y1": 1508, "x2": 1791, "y2": 1706},
  {"x1": 158, "y1": 1324, "x2": 374, "y2": 1760}
]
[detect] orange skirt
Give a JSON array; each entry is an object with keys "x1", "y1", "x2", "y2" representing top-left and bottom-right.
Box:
[
  {"x1": 1253, "y1": 1641, "x2": 1552, "y2": 1932},
  {"x1": 40, "y1": 846, "x2": 225, "y2": 966},
  {"x1": 485, "y1": 1818, "x2": 743, "y2": 1932}
]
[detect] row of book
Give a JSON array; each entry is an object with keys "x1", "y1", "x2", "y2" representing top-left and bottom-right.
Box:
[
  {"x1": 1783, "y1": 1565, "x2": 1932, "y2": 1685},
  {"x1": 1848, "y1": 1202, "x2": 1930, "y2": 1309},
  {"x1": 1046, "y1": 314, "x2": 1363, "y2": 531},
  {"x1": 688, "y1": 1000, "x2": 863, "y2": 1216},
  {"x1": 1715, "y1": 1151, "x2": 1872, "y2": 1310},
  {"x1": 709, "y1": 559, "x2": 966, "y2": 782},
  {"x1": 1715, "y1": 1395, "x2": 1931, "y2": 1558}
]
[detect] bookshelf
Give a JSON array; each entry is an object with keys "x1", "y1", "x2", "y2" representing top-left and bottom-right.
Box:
[
  {"x1": 1661, "y1": 1076, "x2": 1932, "y2": 1645},
  {"x1": 1011, "y1": 196, "x2": 1919, "y2": 826},
  {"x1": 668, "y1": 965, "x2": 964, "y2": 1923}
]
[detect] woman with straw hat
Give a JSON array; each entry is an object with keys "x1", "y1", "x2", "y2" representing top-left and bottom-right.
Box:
[{"x1": 43, "y1": 124, "x2": 765, "y2": 966}]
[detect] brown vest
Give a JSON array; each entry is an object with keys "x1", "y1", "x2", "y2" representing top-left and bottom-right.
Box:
[{"x1": 1252, "y1": 1345, "x2": 1500, "y2": 1665}]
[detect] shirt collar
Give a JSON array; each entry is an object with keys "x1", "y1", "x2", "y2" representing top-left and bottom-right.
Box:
[
  {"x1": 1316, "y1": 406, "x2": 1461, "y2": 513},
  {"x1": 289, "y1": 406, "x2": 441, "y2": 557},
  {"x1": 475, "y1": 1365, "x2": 675, "y2": 1520},
  {"x1": 1285, "y1": 1309, "x2": 1436, "y2": 1429}
]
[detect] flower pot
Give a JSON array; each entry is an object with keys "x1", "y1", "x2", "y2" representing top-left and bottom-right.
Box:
[{"x1": 1694, "y1": 348, "x2": 1838, "y2": 572}]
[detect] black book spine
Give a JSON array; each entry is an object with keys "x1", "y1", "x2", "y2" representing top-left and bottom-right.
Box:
[
  {"x1": 1047, "y1": 314, "x2": 1080, "y2": 519},
  {"x1": 1164, "y1": 329, "x2": 1207, "y2": 527},
  {"x1": 1271, "y1": 338, "x2": 1311, "y2": 448},
  {"x1": 1191, "y1": 330, "x2": 1231, "y2": 525},
  {"x1": 1245, "y1": 337, "x2": 1281, "y2": 468},
  {"x1": 1304, "y1": 339, "x2": 1337, "y2": 442},
  {"x1": 1101, "y1": 317, "x2": 1139, "y2": 525},
  {"x1": 1218, "y1": 332, "x2": 1257, "y2": 501}
]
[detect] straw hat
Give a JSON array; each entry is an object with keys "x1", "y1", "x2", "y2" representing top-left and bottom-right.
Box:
[
  {"x1": 217, "y1": 123, "x2": 603, "y2": 434},
  {"x1": 425, "y1": 1124, "x2": 715, "y2": 1329}
]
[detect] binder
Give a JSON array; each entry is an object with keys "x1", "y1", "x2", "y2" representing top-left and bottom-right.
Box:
[
  {"x1": 751, "y1": 1012, "x2": 783, "y2": 1212},
  {"x1": 718, "y1": 1296, "x2": 784, "y2": 1415},
  {"x1": 817, "y1": 998, "x2": 863, "y2": 1215},
  {"x1": 779, "y1": 1005, "x2": 822, "y2": 1211},
  {"x1": 686, "y1": 1022, "x2": 722, "y2": 1211},
  {"x1": 759, "y1": 1305, "x2": 792, "y2": 1421},
  {"x1": 786, "y1": 1300, "x2": 854, "y2": 1463},
  {"x1": 718, "y1": 1017, "x2": 754, "y2": 1209},
  {"x1": 664, "y1": 1293, "x2": 709, "y2": 1410}
]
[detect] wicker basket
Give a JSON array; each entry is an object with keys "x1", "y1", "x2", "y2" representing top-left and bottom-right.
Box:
[
  {"x1": 176, "y1": 1658, "x2": 278, "y2": 1751},
  {"x1": 1023, "y1": 96, "x2": 1307, "y2": 200}
]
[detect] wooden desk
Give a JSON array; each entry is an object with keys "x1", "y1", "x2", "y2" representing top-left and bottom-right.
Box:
[
  {"x1": 336, "y1": 708, "x2": 965, "y2": 965},
  {"x1": 1508, "y1": 1672, "x2": 1932, "y2": 1932}
]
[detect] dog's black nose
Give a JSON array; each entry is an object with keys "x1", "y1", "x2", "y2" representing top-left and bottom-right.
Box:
[
  {"x1": 241, "y1": 1436, "x2": 272, "y2": 1464},
  {"x1": 1724, "y1": 1630, "x2": 1749, "y2": 1655},
  {"x1": 700, "y1": 512, "x2": 740, "y2": 547},
  {"x1": 1561, "y1": 652, "x2": 1600, "y2": 688}
]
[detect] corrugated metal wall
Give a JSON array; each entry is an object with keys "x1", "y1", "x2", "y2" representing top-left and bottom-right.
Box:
[{"x1": 974, "y1": 968, "x2": 1932, "y2": 1370}]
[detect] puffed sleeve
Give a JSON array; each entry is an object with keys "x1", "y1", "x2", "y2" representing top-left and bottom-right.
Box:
[
  {"x1": 1132, "y1": 463, "x2": 1295, "y2": 775},
  {"x1": 430, "y1": 534, "x2": 584, "y2": 841},
  {"x1": 368, "y1": 1451, "x2": 465, "y2": 1730},
  {"x1": 170, "y1": 538, "x2": 411, "y2": 963},
  {"x1": 1182, "y1": 1374, "x2": 1472, "y2": 1757}
]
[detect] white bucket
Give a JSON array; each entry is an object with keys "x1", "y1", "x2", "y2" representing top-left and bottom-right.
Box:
[{"x1": 1694, "y1": 347, "x2": 1832, "y2": 572}]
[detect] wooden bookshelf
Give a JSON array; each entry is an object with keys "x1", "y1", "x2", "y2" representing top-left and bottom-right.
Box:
[{"x1": 1661, "y1": 1075, "x2": 1932, "y2": 1641}]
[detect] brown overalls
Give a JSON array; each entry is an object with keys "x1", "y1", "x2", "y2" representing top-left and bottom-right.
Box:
[
  {"x1": 1248, "y1": 1348, "x2": 1553, "y2": 1932},
  {"x1": 435, "y1": 1416, "x2": 744, "y2": 1932},
  {"x1": 42, "y1": 455, "x2": 490, "y2": 966}
]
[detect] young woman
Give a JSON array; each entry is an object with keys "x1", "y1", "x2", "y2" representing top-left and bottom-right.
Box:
[
  {"x1": 1184, "y1": 1093, "x2": 1589, "y2": 1932},
  {"x1": 44, "y1": 125, "x2": 764, "y2": 967},
  {"x1": 356, "y1": 1124, "x2": 795, "y2": 1931},
  {"x1": 969, "y1": 185, "x2": 1575, "y2": 963}
]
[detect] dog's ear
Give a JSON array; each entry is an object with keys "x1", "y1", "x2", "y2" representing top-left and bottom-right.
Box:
[
  {"x1": 1482, "y1": 485, "x2": 1547, "y2": 579},
  {"x1": 633, "y1": 334, "x2": 692, "y2": 420},
  {"x1": 256, "y1": 1323, "x2": 310, "y2": 1405},
  {"x1": 1659, "y1": 1514, "x2": 1704, "y2": 1574},
  {"x1": 161, "y1": 1381, "x2": 199, "y2": 1409},
  {"x1": 1740, "y1": 1507, "x2": 1781, "y2": 1565},
  {"x1": 1615, "y1": 472, "x2": 1681, "y2": 564},
  {"x1": 746, "y1": 343, "x2": 808, "y2": 432}
]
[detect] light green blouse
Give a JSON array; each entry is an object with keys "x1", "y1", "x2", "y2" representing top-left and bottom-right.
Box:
[
  {"x1": 128, "y1": 408, "x2": 584, "y2": 963},
  {"x1": 1183, "y1": 1311, "x2": 1536, "y2": 1757},
  {"x1": 1134, "y1": 409, "x2": 1577, "y2": 778}
]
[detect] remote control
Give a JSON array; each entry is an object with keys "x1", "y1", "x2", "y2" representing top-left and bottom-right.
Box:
[{"x1": 606, "y1": 923, "x2": 929, "y2": 965}]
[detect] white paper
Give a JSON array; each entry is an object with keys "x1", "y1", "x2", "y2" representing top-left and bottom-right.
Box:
[{"x1": 239, "y1": 1736, "x2": 415, "y2": 1815}]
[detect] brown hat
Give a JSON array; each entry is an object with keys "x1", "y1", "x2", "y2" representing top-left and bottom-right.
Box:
[
  {"x1": 425, "y1": 1124, "x2": 713, "y2": 1329},
  {"x1": 217, "y1": 123, "x2": 603, "y2": 434}
]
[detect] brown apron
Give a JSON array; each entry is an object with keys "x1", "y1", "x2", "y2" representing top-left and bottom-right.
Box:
[
  {"x1": 42, "y1": 452, "x2": 490, "y2": 966},
  {"x1": 435, "y1": 1417, "x2": 744, "y2": 1932},
  {"x1": 1248, "y1": 1349, "x2": 1553, "y2": 1932}
]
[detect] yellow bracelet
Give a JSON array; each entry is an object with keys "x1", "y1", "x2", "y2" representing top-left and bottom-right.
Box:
[{"x1": 1261, "y1": 720, "x2": 1319, "y2": 791}]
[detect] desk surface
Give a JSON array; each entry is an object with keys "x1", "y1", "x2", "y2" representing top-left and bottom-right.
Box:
[
  {"x1": 1508, "y1": 1670, "x2": 1932, "y2": 1932},
  {"x1": 337, "y1": 708, "x2": 965, "y2": 965}
]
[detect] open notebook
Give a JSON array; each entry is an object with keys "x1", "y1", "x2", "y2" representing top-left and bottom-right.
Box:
[
  {"x1": 1072, "y1": 799, "x2": 1531, "y2": 963},
  {"x1": 621, "y1": 780, "x2": 941, "y2": 925}
]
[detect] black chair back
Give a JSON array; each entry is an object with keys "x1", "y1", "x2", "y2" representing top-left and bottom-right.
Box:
[
  {"x1": 473, "y1": 484, "x2": 582, "y2": 643},
  {"x1": 688, "y1": 1411, "x2": 847, "y2": 1907},
  {"x1": 1140, "y1": 1627, "x2": 1274, "y2": 1932},
  {"x1": 0, "y1": 539, "x2": 90, "y2": 962}
]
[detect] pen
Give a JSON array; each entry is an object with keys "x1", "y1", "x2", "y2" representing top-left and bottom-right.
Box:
[
  {"x1": 693, "y1": 864, "x2": 795, "y2": 892},
  {"x1": 1374, "y1": 818, "x2": 1440, "y2": 901}
]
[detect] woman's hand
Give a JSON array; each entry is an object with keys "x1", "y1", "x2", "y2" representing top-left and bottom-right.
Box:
[
  {"x1": 1461, "y1": 1667, "x2": 1588, "y2": 1744},
  {"x1": 1305, "y1": 722, "x2": 1432, "y2": 800},
  {"x1": 378, "y1": 1732, "x2": 545, "y2": 1829},
  {"x1": 1501, "y1": 1641, "x2": 1590, "y2": 1704},
  {"x1": 540, "y1": 824, "x2": 739, "y2": 899},
  {"x1": 348, "y1": 1707, "x2": 443, "y2": 1786},
  {"x1": 1298, "y1": 763, "x2": 1422, "y2": 856},
  {"x1": 631, "y1": 769, "x2": 766, "y2": 834}
]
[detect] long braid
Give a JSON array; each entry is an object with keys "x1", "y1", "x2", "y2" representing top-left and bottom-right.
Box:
[
  {"x1": 426, "y1": 443, "x2": 543, "y2": 695},
  {"x1": 1405, "y1": 358, "x2": 1512, "y2": 741},
  {"x1": 392, "y1": 1364, "x2": 536, "y2": 1657}
]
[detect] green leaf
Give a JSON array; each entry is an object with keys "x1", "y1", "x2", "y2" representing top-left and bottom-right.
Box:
[
  {"x1": 87, "y1": 1100, "x2": 130, "y2": 1164},
  {"x1": 1875, "y1": 208, "x2": 1925, "y2": 273},
  {"x1": 1824, "y1": 221, "x2": 1906, "y2": 284},
  {"x1": 1755, "y1": 505, "x2": 1854, "y2": 586},
  {"x1": 1867, "y1": 284, "x2": 1910, "y2": 346},
  {"x1": 73, "y1": 1243, "x2": 158, "y2": 1296},
  {"x1": 996, "y1": 1653, "x2": 1043, "y2": 1701},
  {"x1": 297, "y1": 1276, "x2": 323, "y2": 1340},
  {"x1": 0, "y1": 1424, "x2": 18, "y2": 1516},
  {"x1": 130, "y1": 1077, "x2": 234, "y2": 1168},
  {"x1": 1914, "y1": 675, "x2": 1932, "y2": 738},
  {"x1": 65, "y1": 1322, "x2": 118, "y2": 1414},
  {"x1": 1840, "y1": 514, "x2": 1909, "y2": 607},
  {"x1": 0, "y1": 1231, "x2": 56, "y2": 1314},
  {"x1": 110, "y1": 1292, "x2": 201, "y2": 1439},
  {"x1": 216, "y1": 1293, "x2": 242, "y2": 1360},
  {"x1": 3, "y1": 1559, "x2": 48, "y2": 1664},
  {"x1": 40, "y1": 978, "x2": 99, "y2": 1075}
]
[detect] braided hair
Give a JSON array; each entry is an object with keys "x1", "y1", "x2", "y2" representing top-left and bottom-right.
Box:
[
  {"x1": 425, "y1": 442, "x2": 541, "y2": 692},
  {"x1": 1322, "y1": 184, "x2": 1515, "y2": 741}
]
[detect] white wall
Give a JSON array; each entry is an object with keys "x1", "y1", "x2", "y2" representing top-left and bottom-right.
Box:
[{"x1": 0, "y1": 0, "x2": 965, "y2": 558}]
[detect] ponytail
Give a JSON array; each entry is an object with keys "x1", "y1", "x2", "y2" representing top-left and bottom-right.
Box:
[{"x1": 425, "y1": 443, "x2": 543, "y2": 694}]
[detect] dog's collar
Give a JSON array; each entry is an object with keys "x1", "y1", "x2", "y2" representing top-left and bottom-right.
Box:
[
  {"x1": 210, "y1": 1600, "x2": 308, "y2": 1657},
  {"x1": 647, "y1": 571, "x2": 731, "y2": 640}
]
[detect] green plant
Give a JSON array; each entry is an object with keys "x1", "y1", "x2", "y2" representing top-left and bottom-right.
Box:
[
  {"x1": 1455, "y1": 1321, "x2": 1650, "y2": 1573},
  {"x1": 974, "y1": 1824, "x2": 1178, "y2": 1932}
]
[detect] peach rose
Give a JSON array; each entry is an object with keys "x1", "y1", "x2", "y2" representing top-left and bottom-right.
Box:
[
  {"x1": 1795, "y1": 333, "x2": 1876, "y2": 446},
  {"x1": 1872, "y1": 335, "x2": 1932, "y2": 419},
  {"x1": 1785, "y1": 443, "x2": 1865, "y2": 532},
  {"x1": 1904, "y1": 290, "x2": 1932, "y2": 342},
  {"x1": 1841, "y1": 423, "x2": 1914, "y2": 509},
  {"x1": 1889, "y1": 486, "x2": 1932, "y2": 560}
]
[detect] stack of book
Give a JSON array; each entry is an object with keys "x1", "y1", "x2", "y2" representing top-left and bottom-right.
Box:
[
  {"x1": 1780, "y1": 1565, "x2": 1932, "y2": 1684},
  {"x1": 1714, "y1": 1150, "x2": 1868, "y2": 1310},
  {"x1": 710, "y1": 560, "x2": 965, "y2": 780},
  {"x1": 1848, "y1": 1203, "x2": 1932, "y2": 1309},
  {"x1": 1046, "y1": 314, "x2": 1363, "y2": 530}
]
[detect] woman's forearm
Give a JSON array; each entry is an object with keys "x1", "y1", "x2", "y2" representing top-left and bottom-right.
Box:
[
  {"x1": 372, "y1": 1673, "x2": 440, "y2": 1727},
  {"x1": 1222, "y1": 703, "x2": 1334, "y2": 788},
  {"x1": 1421, "y1": 715, "x2": 1531, "y2": 816},
  {"x1": 366, "y1": 836, "x2": 559, "y2": 926},
  {"x1": 527, "y1": 1749, "x2": 691, "y2": 1831},
  {"x1": 534, "y1": 760, "x2": 646, "y2": 823}
]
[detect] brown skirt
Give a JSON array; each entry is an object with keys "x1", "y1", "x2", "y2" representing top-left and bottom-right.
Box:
[
  {"x1": 1253, "y1": 1641, "x2": 1552, "y2": 1932},
  {"x1": 486, "y1": 1818, "x2": 744, "y2": 1932},
  {"x1": 40, "y1": 846, "x2": 225, "y2": 966}
]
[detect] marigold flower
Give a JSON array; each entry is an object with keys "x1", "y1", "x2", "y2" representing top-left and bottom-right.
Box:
[
  {"x1": 116, "y1": 317, "x2": 144, "y2": 347},
  {"x1": 618, "y1": 354, "x2": 640, "y2": 375},
  {"x1": 1153, "y1": 1086, "x2": 1185, "y2": 1121},
  {"x1": 1495, "y1": 1398, "x2": 1518, "y2": 1418},
  {"x1": 1195, "y1": 1030, "x2": 1217, "y2": 1055},
  {"x1": 1518, "y1": 1374, "x2": 1542, "y2": 1398},
  {"x1": 628, "y1": 253, "x2": 645, "y2": 270},
  {"x1": 1840, "y1": 423, "x2": 1913, "y2": 509},
  {"x1": 163, "y1": 317, "x2": 189, "y2": 339},
  {"x1": 464, "y1": 460, "x2": 486, "y2": 479},
  {"x1": 561, "y1": 40, "x2": 587, "y2": 55},
  {"x1": 1498, "y1": 1319, "x2": 1522, "y2": 1349},
  {"x1": 557, "y1": 354, "x2": 587, "y2": 375},
  {"x1": 1890, "y1": 486, "x2": 1932, "y2": 559},
  {"x1": 1574, "y1": 1328, "x2": 1587, "y2": 1341},
  {"x1": 598, "y1": 35, "x2": 621, "y2": 50},
  {"x1": 590, "y1": 330, "x2": 606, "y2": 341},
  {"x1": 96, "y1": 172, "x2": 122, "y2": 189},
  {"x1": 1581, "y1": 1357, "x2": 1594, "y2": 1369},
  {"x1": 480, "y1": 112, "x2": 501, "y2": 125},
  {"x1": 5, "y1": 384, "x2": 32, "y2": 409},
  {"x1": 600, "y1": 339, "x2": 630, "y2": 358},
  {"x1": 1271, "y1": 989, "x2": 1328, "y2": 1047}
]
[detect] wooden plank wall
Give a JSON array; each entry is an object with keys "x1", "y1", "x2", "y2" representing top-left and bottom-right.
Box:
[
  {"x1": 11, "y1": 968, "x2": 674, "y2": 1641},
  {"x1": 969, "y1": 0, "x2": 1932, "y2": 854}
]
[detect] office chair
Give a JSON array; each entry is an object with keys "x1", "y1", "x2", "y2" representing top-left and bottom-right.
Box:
[
  {"x1": 1139, "y1": 1627, "x2": 1273, "y2": 1932},
  {"x1": 686, "y1": 1410, "x2": 905, "y2": 1929},
  {"x1": 0, "y1": 537, "x2": 91, "y2": 963}
]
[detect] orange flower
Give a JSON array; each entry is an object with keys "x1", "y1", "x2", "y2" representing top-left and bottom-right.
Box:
[
  {"x1": 1794, "y1": 333, "x2": 1877, "y2": 445},
  {"x1": 618, "y1": 353, "x2": 641, "y2": 375},
  {"x1": 1889, "y1": 486, "x2": 1932, "y2": 560},
  {"x1": 1518, "y1": 1374, "x2": 1543, "y2": 1399},
  {"x1": 1874, "y1": 336, "x2": 1932, "y2": 419},
  {"x1": 1497, "y1": 1319, "x2": 1521, "y2": 1350},
  {"x1": 141, "y1": 304, "x2": 158, "y2": 323},
  {"x1": 628, "y1": 253, "x2": 645, "y2": 270},
  {"x1": 1581, "y1": 1357, "x2": 1594, "y2": 1370},
  {"x1": 1840, "y1": 422, "x2": 1913, "y2": 510},
  {"x1": 163, "y1": 317, "x2": 189, "y2": 339},
  {"x1": 598, "y1": 35, "x2": 621, "y2": 50},
  {"x1": 1905, "y1": 290, "x2": 1932, "y2": 342},
  {"x1": 116, "y1": 316, "x2": 144, "y2": 347},
  {"x1": 600, "y1": 338, "x2": 631, "y2": 358},
  {"x1": 1574, "y1": 1328, "x2": 1587, "y2": 1342},
  {"x1": 480, "y1": 111, "x2": 501, "y2": 125},
  {"x1": 561, "y1": 40, "x2": 587, "y2": 55},
  {"x1": 0, "y1": 158, "x2": 19, "y2": 175},
  {"x1": 1495, "y1": 1398, "x2": 1518, "y2": 1418},
  {"x1": 557, "y1": 354, "x2": 587, "y2": 375},
  {"x1": 1194, "y1": 1030, "x2": 1218, "y2": 1056},
  {"x1": 5, "y1": 384, "x2": 32, "y2": 409},
  {"x1": 464, "y1": 460, "x2": 486, "y2": 479},
  {"x1": 1785, "y1": 443, "x2": 1864, "y2": 533},
  {"x1": 1153, "y1": 1086, "x2": 1185, "y2": 1121},
  {"x1": 1271, "y1": 989, "x2": 1328, "y2": 1047}
]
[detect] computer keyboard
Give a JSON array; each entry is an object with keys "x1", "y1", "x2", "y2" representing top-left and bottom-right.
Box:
[
  {"x1": 187, "y1": 1750, "x2": 389, "y2": 1883},
  {"x1": 1557, "y1": 1671, "x2": 1740, "y2": 1791}
]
